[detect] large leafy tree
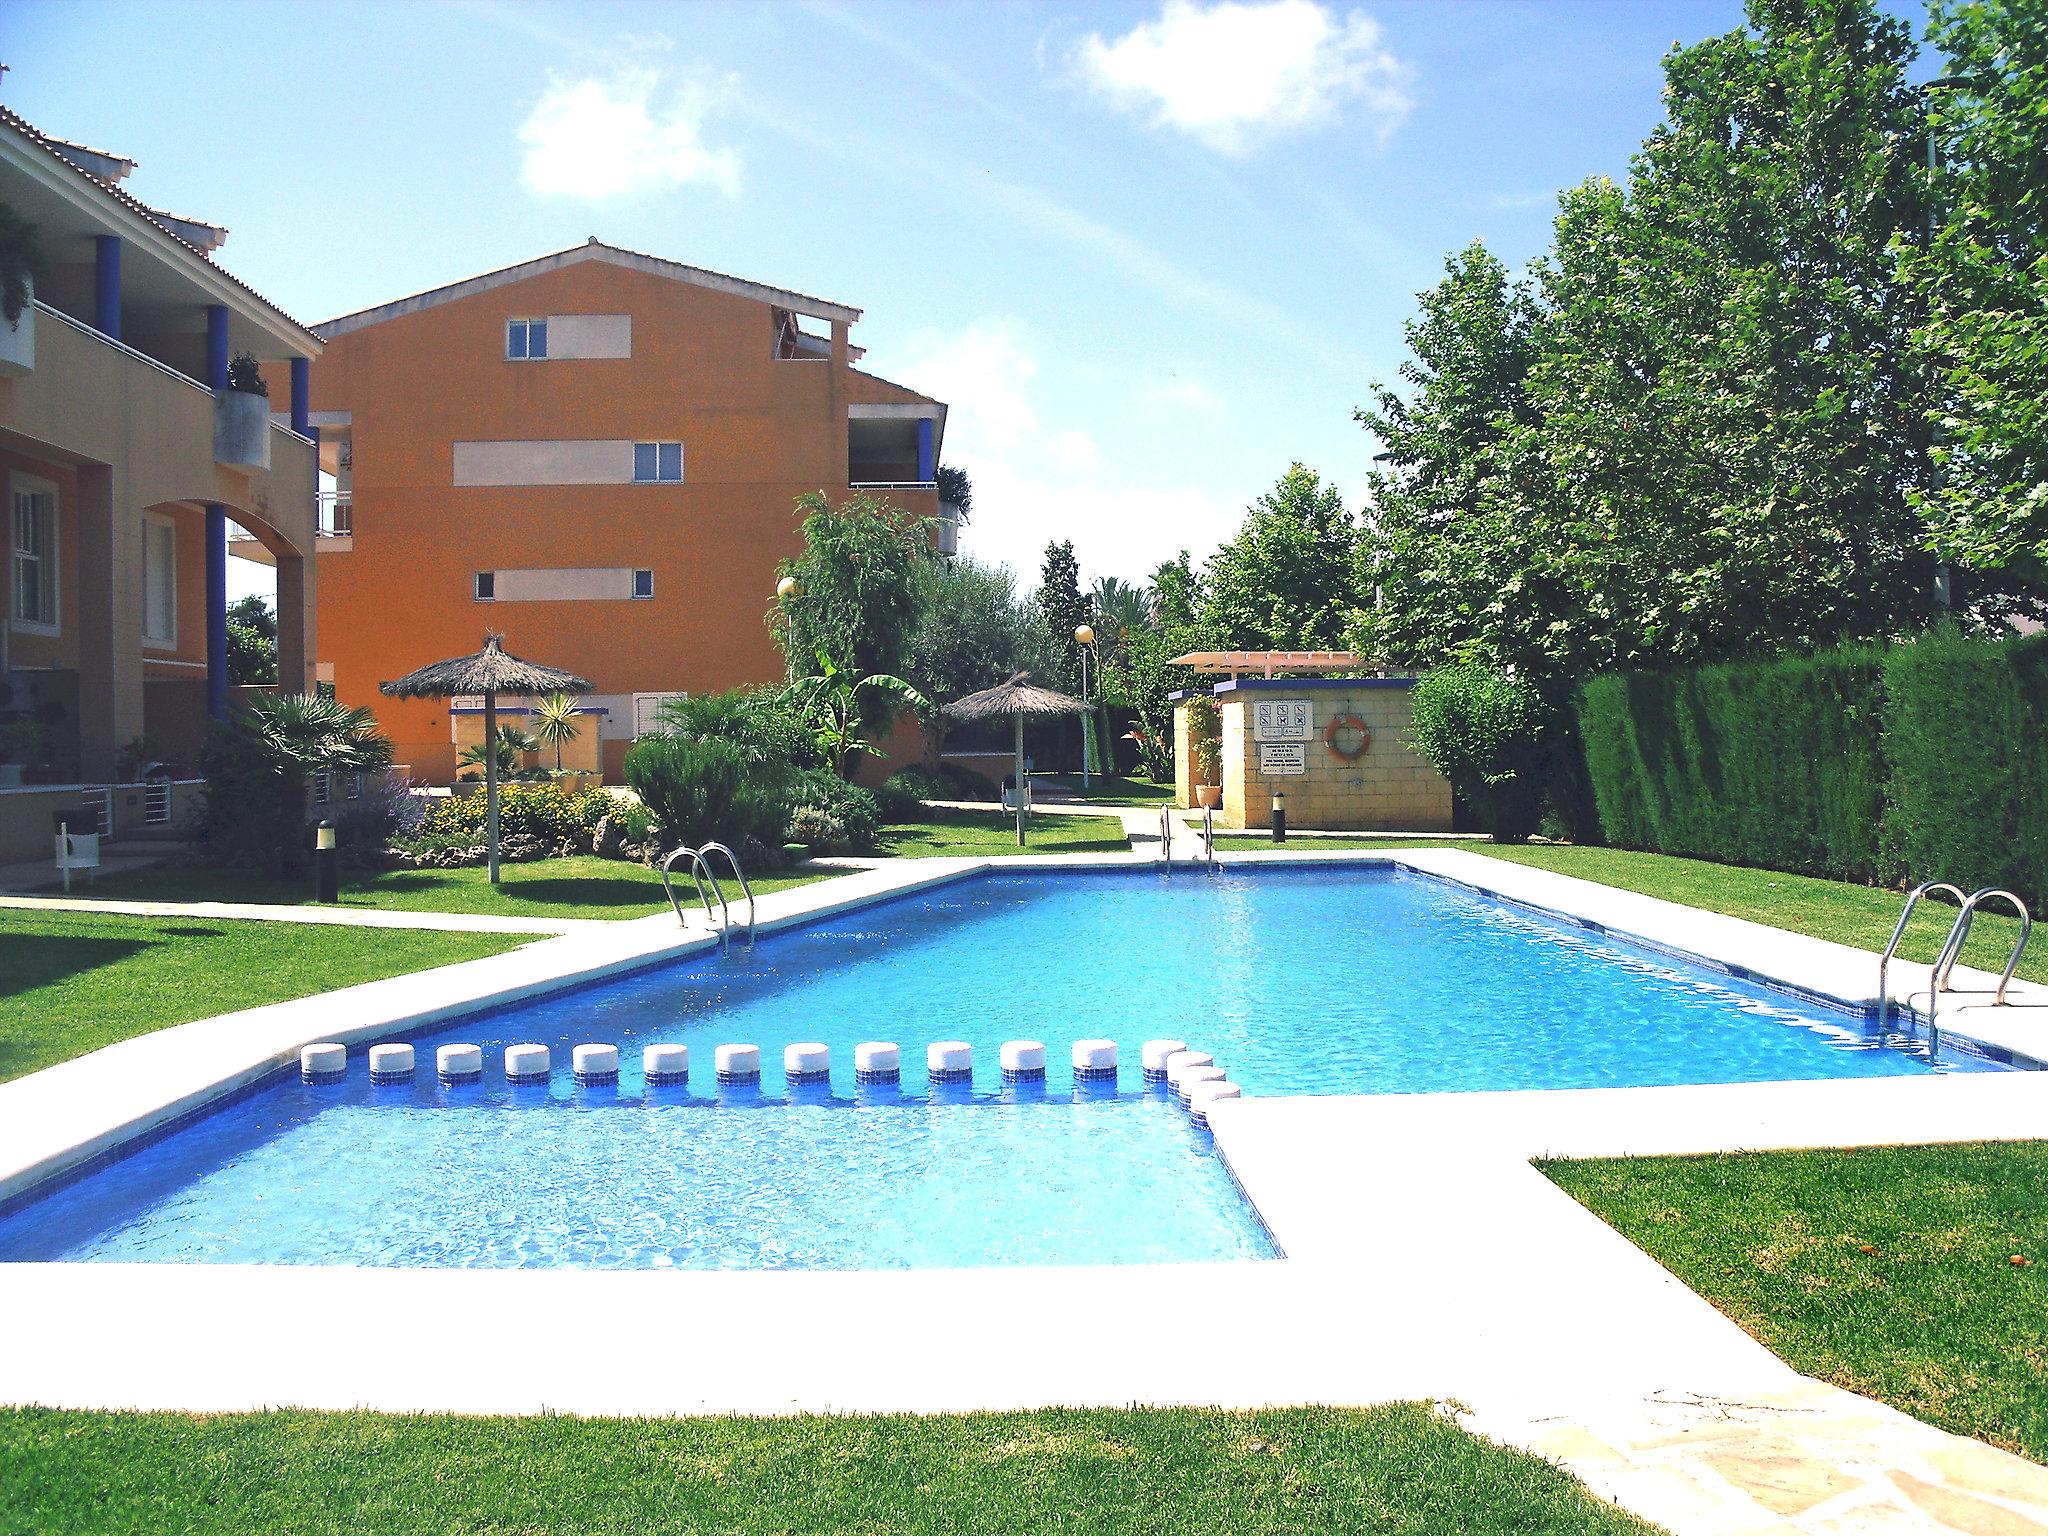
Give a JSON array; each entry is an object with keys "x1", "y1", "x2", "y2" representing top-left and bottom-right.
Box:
[
  {"x1": 1352, "y1": 242, "x2": 1551, "y2": 681},
  {"x1": 1200, "y1": 464, "x2": 1355, "y2": 651},
  {"x1": 905, "y1": 558, "x2": 1048, "y2": 755},
  {"x1": 1908, "y1": 0, "x2": 2048, "y2": 587},
  {"x1": 1358, "y1": 0, "x2": 2043, "y2": 698},
  {"x1": 226, "y1": 594, "x2": 277, "y2": 686},
  {"x1": 771, "y1": 491, "x2": 933, "y2": 723}
]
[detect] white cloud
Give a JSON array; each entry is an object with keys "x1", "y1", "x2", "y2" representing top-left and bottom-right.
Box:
[
  {"x1": 894, "y1": 320, "x2": 1234, "y2": 583},
  {"x1": 1074, "y1": 0, "x2": 1410, "y2": 155},
  {"x1": 519, "y1": 67, "x2": 741, "y2": 201}
]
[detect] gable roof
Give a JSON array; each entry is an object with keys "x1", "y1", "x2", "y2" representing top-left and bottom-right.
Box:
[
  {"x1": 314, "y1": 238, "x2": 862, "y2": 339},
  {"x1": 0, "y1": 103, "x2": 320, "y2": 352}
]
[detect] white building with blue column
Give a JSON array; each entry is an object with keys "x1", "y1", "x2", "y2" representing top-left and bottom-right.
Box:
[{"x1": 0, "y1": 105, "x2": 326, "y2": 856}]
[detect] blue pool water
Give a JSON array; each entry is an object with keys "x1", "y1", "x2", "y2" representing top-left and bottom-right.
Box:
[{"x1": 0, "y1": 866, "x2": 2001, "y2": 1272}]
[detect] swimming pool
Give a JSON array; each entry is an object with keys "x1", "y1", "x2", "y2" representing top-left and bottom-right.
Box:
[{"x1": 0, "y1": 865, "x2": 2002, "y2": 1272}]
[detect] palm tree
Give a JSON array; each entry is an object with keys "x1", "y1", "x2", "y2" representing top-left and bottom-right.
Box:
[
  {"x1": 223, "y1": 692, "x2": 393, "y2": 875},
  {"x1": 459, "y1": 723, "x2": 538, "y2": 780},
  {"x1": 531, "y1": 691, "x2": 582, "y2": 773},
  {"x1": 1090, "y1": 575, "x2": 1150, "y2": 645}
]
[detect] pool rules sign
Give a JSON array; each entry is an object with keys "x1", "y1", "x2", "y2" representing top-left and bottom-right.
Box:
[{"x1": 1253, "y1": 699, "x2": 1311, "y2": 775}]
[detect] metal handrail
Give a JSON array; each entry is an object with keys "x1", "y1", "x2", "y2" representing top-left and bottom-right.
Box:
[
  {"x1": 657, "y1": 844, "x2": 725, "y2": 932},
  {"x1": 1160, "y1": 804, "x2": 1173, "y2": 871},
  {"x1": 1877, "y1": 881, "x2": 1968, "y2": 1033},
  {"x1": 1201, "y1": 803, "x2": 1216, "y2": 871},
  {"x1": 1932, "y1": 888, "x2": 2033, "y2": 1003},
  {"x1": 697, "y1": 841, "x2": 757, "y2": 942}
]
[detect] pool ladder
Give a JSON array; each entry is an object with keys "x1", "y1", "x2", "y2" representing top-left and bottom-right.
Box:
[
  {"x1": 658, "y1": 841, "x2": 757, "y2": 947},
  {"x1": 1157, "y1": 804, "x2": 1217, "y2": 873},
  {"x1": 1877, "y1": 881, "x2": 2032, "y2": 1059}
]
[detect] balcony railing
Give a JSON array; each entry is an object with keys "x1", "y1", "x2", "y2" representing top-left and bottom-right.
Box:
[{"x1": 318, "y1": 491, "x2": 352, "y2": 537}]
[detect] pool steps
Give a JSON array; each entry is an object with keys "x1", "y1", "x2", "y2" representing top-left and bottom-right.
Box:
[{"x1": 298, "y1": 1036, "x2": 1243, "y2": 1117}]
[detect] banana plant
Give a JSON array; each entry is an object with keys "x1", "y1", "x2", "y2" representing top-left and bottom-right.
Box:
[{"x1": 794, "y1": 650, "x2": 928, "y2": 779}]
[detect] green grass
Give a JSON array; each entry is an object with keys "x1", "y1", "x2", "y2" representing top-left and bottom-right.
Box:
[
  {"x1": 0, "y1": 1402, "x2": 1657, "y2": 1536},
  {"x1": 1546, "y1": 1143, "x2": 2048, "y2": 1462},
  {"x1": 875, "y1": 807, "x2": 1132, "y2": 857},
  {"x1": 65, "y1": 857, "x2": 839, "y2": 923},
  {"x1": 0, "y1": 910, "x2": 523, "y2": 1082},
  {"x1": 1034, "y1": 772, "x2": 1178, "y2": 806}
]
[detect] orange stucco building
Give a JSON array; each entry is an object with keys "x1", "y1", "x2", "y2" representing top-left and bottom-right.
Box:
[{"x1": 284, "y1": 240, "x2": 947, "y2": 782}]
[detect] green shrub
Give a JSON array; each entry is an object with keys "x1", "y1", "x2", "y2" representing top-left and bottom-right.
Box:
[
  {"x1": 624, "y1": 736, "x2": 788, "y2": 852},
  {"x1": 1883, "y1": 630, "x2": 2048, "y2": 906},
  {"x1": 656, "y1": 687, "x2": 823, "y2": 771},
  {"x1": 884, "y1": 764, "x2": 998, "y2": 804},
  {"x1": 1408, "y1": 663, "x2": 1546, "y2": 842},
  {"x1": 783, "y1": 769, "x2": 881, "y2": 850},
  {"x1": 1576, "y1": 648, "x2": 1889, "y2": 881},
  {"x1": 402, "y1": 784, "x2": 610, "y2": 850}
]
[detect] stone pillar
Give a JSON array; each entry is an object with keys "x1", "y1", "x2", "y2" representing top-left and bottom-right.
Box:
[
  {"x1": 73, "y1": 465, "x2": 144, "y2": 778},
  {"x1": 275, "y1": 550, "x2": 315, "y2": 696}
]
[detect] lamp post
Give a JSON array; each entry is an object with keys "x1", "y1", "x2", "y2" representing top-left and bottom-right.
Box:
[
  {"x1": 1922, "y1": 70, "x2": 1992, "y2": 616},
  {"x1": 776, "y1": 575, "x2": 801, "y2": 684},
  {"x1": 1075, "y1": 623, "x2": 1096, "y2": 789}
]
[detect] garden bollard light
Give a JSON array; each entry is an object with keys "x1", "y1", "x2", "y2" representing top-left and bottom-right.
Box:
[
  {"x1": 1272, "y1": 792, "x2": 1286, "y2": 844},
  {"x1": 315, "y1": 819, "x2": 339, "y2": 903}
]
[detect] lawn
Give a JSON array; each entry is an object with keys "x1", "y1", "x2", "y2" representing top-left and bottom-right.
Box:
[
  {"x1": 0, "y1": 910, "x2": 523, "y2": 1082},
  {"x1": 874, "y1": 807, "x2": 1131, "y2": 857},
  {"x1": 1546, "y1": 1143, "x2": 2048, "y2": 1463},
  {"x1": 0, "y1": 1402, "x2": 1658, "y2": 1536},
  {"x1": 67, "y1": 856, "x2": 840, "y2": 923},
  {"x1": 1034, "y1": 772, "x2": 1178, "y2": 806}
]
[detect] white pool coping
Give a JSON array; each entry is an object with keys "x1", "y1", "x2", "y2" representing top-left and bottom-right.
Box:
[{"x1": 1, "y1": 846, "x2": 2045, "y2": 1432}]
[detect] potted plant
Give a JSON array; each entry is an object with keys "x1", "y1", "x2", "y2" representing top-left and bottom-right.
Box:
[
  {"x1": 213, "y1": 349, "x2": 271, "y2": 469},
  {"x1": 0, "y1": 201, "x2": 45, "y2": 376},
  {"x1": 1188, "y1": 698, "x2": 1223, "y2": 808},
  {"x1": 0, "y1": 718, "x2": 46, "y2": 788}
]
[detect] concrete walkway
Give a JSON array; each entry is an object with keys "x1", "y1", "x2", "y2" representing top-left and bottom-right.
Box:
[
  {"x1": 4, "y1": 846, "x2": 2046, "y2": 1536},
  {"x1": 0, "y1": 892, "x2": 593, "y2": 935}
]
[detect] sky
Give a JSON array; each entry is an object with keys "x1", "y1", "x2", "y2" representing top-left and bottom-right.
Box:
[{"x1": 4, "y1": 0, "x2": 1938, "y2": 598}]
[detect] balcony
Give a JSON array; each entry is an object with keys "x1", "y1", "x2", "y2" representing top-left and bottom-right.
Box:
[{"x1": 8, "y1": 305, "x2": 316, "y2": 554}]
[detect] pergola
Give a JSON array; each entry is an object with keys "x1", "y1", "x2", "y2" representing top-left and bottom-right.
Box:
[{"x1": 1167, "y1": 650, "x2": 1362, "y2": 679}]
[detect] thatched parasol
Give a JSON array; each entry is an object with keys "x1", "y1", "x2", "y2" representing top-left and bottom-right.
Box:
[
  {"x1": 383, "y1": 635, "x2": 591, "y2": 884},
  {"x1": 944, "y1": 671, "x2": 1086, "y2": 845}
]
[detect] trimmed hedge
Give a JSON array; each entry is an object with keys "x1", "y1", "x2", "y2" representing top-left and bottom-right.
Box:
[
  {"x1": 1578, "y1": 648, "x2": 1888, "y2": 883},
  {"x1": 1577, "y1": 632, "x2": 2048, "y2": 903},
  {"x1": 1883, "y1": 630, "x2": 2048, "y2": 904}
]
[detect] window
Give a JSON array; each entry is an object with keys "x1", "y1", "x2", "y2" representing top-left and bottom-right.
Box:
[
  {"x1": 142, "y1": 513, "x2": 177, "y2": 647},
  {"x1": 10, "y1": 475, "x2": 57, "y2": 633},
  {"x1": 506, "y1": 318, "x2": 548, "y2": 360},
  {"x1": 632, "y1": 441, "x2": 683, "y2": 483},
  {"x1": 474, "y1": 571, "x2": 496, "y2": 601},
  {"x1": 632, "y1": 691, "x2": 686, "y2": 738},
  {"x1": 632, "y1": 568, "x2": 654, "y2": 599}
]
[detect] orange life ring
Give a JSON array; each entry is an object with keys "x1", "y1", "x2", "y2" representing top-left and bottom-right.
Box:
[{"x1": 1324, "y1": 713, "x2": 1370, "y2": 759}]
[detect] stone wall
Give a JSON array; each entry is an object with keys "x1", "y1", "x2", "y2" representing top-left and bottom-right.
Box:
[{"x1": 1215, "y1": 679, "x2": 1452, "y2": 831}]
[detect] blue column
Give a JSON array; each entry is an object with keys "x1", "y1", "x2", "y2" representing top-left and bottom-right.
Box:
[
  {"x1": 916, "y1": 418, "x2": 934, "y2": 482},
  {"x1": 290, "y1": 356, "x2": 310, "y2": 435},
  {"x1": 93, "y1": 235, "x2": 121, "y2": 338},
  {"x1": 206, "y1": 505, "x2": 229, "y2": 720},
  {"x1": 205, "y1": 304, "x2": 229, "y2": 389}
]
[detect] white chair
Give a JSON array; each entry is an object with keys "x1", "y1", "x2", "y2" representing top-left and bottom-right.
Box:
[
  {"x1": 54, "y1": 825, "x2": 100, "y2": 893},
  {"x1": 1002, "y1": 776, "x2": 1033, "y2": 813}
]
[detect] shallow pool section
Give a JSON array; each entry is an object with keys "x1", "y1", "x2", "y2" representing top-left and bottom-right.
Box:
[{"x1": 0, "y1": 1089, "x2": 1272, "y2": 1269}]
